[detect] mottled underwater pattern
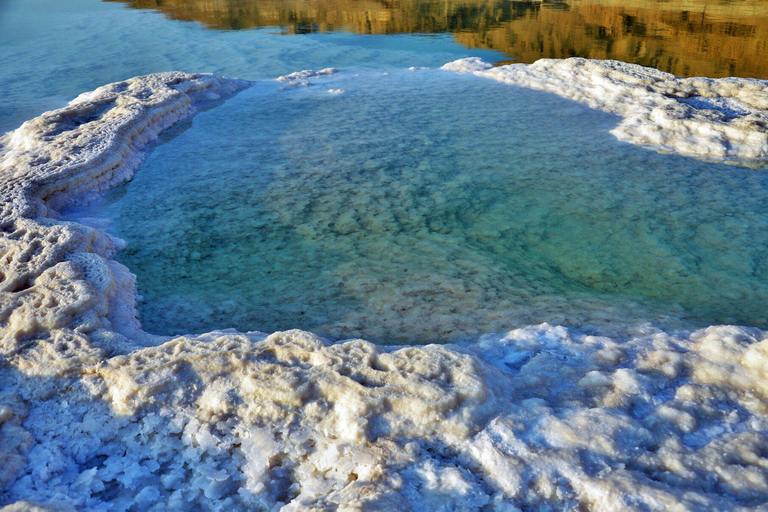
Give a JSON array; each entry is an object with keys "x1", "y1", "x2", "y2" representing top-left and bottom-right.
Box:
[
  {"x1": 74, "y1": 69, "x2": 768, "y2": 342},
  {"x1": 3, "y1": 0, "x2": 768, "y2": 509}
]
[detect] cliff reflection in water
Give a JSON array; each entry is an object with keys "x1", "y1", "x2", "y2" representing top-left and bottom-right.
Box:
[{"x1": 108, "y1": 0, "x2": 768, "y2": 79}]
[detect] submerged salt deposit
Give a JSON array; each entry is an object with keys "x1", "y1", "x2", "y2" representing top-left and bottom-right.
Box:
[
  {"x1": 443, "y1": 57, "x2": 768, "y2": 166},
  {"x1": 2, "y1": 61, "x2": 768, "y2": 510}
]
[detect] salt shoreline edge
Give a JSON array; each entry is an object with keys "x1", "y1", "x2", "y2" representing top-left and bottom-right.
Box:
[
  {"x1": 443, "y1": 57, "x2": 768, "y2": 167},
  {"x1": 1, "y1": 61, "x2": 768, "y2": 510}
]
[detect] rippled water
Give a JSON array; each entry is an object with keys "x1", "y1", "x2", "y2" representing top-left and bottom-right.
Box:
[{"x1": 71, "y1": 69, "x2": 768, "y2": 343}]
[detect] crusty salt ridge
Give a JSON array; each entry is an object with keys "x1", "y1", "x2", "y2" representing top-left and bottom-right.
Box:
[
  {"x1": 1, "y1": 68, "x2": 768, "y2": 510},
  {"x1": 442, "y1": 57, "x2": 768, "y2": 166},
  {"x1": 276, "y1": 68, "x2": 339, "y2": 89}
]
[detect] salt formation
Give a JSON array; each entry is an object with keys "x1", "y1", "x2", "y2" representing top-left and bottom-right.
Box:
[
  {"x1": 1, "y1": 65, "x2": 768, "y2": 510},
  {"x1": 443, "y1": 57, "x2": 768, "y2": 166},
  {"x1": 276, "y1": 68, "x2": 338, "y2": 89}
]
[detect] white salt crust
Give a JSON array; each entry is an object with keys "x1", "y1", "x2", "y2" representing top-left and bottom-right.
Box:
[
  {"x1": 1, "y1": 65, "x2": 768, "y2": 511},
  {"x1": 276, "y1": 68, "x2": 338, "y2": 89},
  {"x1": 442, "y1": 57, "x2": 768, "y2": 166}
]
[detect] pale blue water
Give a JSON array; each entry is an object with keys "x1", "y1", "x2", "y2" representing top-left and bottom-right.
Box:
[
  {"x1": 0, "y1": 0, "x2": 502, "y2": 134},
  {"x1": 71, "y1": 69, "x2": 768, "y2": 343}
]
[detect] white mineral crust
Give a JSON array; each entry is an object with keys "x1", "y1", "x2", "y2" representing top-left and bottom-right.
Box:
[
  {"x1": 443, "y1": 57, "x2": 768, "y2": 166},
  {"x1": 1, "y1": 65, "x2": 768, "y2": 511}
]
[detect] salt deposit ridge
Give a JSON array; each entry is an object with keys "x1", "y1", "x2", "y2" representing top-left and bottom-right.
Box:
[
  {"x1": 1, "y1": 61, "x2": 768, "y2": 510},
  {"x1": 443, "y1": 57, "x2": 768, "y2": 166}
]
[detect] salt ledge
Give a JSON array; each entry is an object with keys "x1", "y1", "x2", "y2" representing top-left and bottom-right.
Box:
[
  {"x1": 443, "y1": 57, "x2": 768, "y2": 166},
  {"x1": 1, "y1": 63, "x2": 768, "y2": 510}
]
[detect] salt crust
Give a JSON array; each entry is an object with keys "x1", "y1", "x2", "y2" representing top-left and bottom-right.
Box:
[
  {"x1": 276, "y1": 69, "x2": 338, "y2": 90},
  {"x1": 1, "y1": 65, "x2": 768, "y2": 510},
  {"x1": 442, "y1": 57, "x2": 768, "y2": 166}
]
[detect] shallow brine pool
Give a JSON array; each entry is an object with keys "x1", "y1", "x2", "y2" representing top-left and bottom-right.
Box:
[
  {"x1": 4, "y1": 0, "x2": 768, "y2": 509},
  {"x1": 70, "y1": 68, "x2": 768, "y2": 343}
]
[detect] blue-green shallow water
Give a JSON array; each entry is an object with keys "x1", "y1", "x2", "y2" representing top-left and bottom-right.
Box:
[
  {"x1": 70, "y1": 69, "x2": 768, "y2": 343},
  {"x1": 0, "y1": 0, "x2": 502, "y2": 134}
]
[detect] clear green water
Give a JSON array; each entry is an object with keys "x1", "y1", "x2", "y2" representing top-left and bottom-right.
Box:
[{"x1": 72, "y1": 70, "x2": 768, "y2": 343}]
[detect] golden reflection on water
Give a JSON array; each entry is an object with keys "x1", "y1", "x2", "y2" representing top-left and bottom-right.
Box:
[{"x1": 109, "y1": 0, "x2": 768, "y2": 78}]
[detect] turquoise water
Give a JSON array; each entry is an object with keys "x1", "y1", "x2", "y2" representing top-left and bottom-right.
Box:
[
  {"x1": 7, "y1": 0, "x2": 768, "y2": 343},
  {"x1": 0, "y1": 0, "x2": 502, "y2": 134},
  {"x1": 71, "y1": 69, "x2": 768, "y2": 343}
]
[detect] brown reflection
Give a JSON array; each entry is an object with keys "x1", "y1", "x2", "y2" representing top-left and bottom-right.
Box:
[{"x1": 107, "y1": 0, "x2": 768, "y2": 78}]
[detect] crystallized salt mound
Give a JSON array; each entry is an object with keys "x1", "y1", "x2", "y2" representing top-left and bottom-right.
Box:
[
  {"x1": 443, "y1": 57, "x2": 768, "y2": 166},
  {"x1": 2, "y1": 67, "x2": 768, "y2": 510},
  {"x1": 6, "y1": 326, "x2": 768, "y2": 510},
  {"x1": 0, "y1": 72, "x2": 250, "y2": 346}
]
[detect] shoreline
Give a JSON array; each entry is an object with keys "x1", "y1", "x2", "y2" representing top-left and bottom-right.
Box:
[{"x1": 2, "y1": 60, "x2": 768, "y2": 510}]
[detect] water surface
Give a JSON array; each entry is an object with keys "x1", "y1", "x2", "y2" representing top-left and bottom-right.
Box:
[
  {"x1": 2, "y1": 0, "x2": 766, "y2": 135},
  {"x1": 72, "y1": 70, "x2": 768, "y2": 342},
  {"x1": 5, "y1": 0, "x2": 768, "y2": 343},
  {"x1": 0, "y1": 0, "x2": 501, "y2": 133},
  {"x1": 110, "y1": 0, "x2": 768, "y2": 79}
]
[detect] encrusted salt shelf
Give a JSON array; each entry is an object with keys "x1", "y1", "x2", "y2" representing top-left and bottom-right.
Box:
[
  {"x1": 1, "y1": 64, "x2": 768, "y2": 510},
  {"x1": 443, "y1": 57, "x2": 768, "y2": 166}
]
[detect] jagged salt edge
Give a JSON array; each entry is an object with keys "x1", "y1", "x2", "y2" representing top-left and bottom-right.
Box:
[
  {"x1": 0, "y1": 73, "x2": 252, "y2": 219},
  {"x1": 0, "y1": 72, "x2": 251, "y2": 341},
  {"x1": 442, "y1": 57, "x2": 768, "y2": 166},
  {"x1": 1, "y1": 65, "x2": 768, "y2": 510}
]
